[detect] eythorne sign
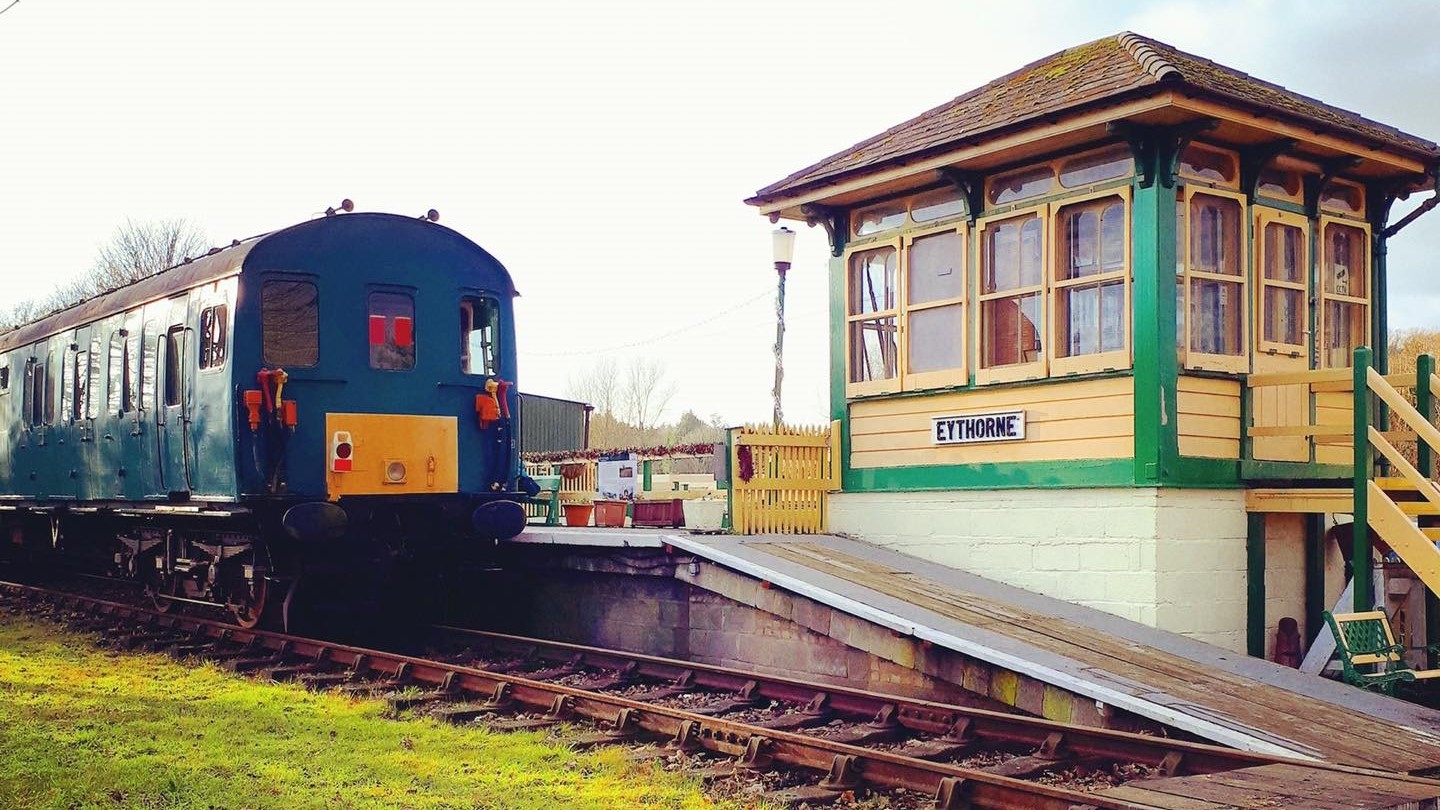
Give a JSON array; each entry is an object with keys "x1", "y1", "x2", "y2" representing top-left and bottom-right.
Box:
[{"x1": 932, "y1": 410, "x2": 1026, "y2": 445}]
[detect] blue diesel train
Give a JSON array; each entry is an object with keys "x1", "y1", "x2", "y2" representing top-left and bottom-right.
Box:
[{"x1": 0, "y1": 209, "x2": 531, "y2": 626}]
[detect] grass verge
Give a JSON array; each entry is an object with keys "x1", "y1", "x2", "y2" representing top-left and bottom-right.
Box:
[{"x1": 0, "y1": 613, "x2": 739, "y2": 810}]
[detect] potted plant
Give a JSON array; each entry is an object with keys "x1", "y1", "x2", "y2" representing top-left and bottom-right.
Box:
[{"x1": 593, "y1": 497, "x2": 628, "y2": 528}]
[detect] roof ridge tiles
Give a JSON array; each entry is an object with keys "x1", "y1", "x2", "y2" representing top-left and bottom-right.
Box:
[{"x1": 1116, "y1": 31, "x2": 1181, "y2": 82}]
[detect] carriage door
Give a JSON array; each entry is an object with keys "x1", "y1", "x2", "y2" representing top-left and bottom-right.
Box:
[{"x1": 159, "y1": 319, "x2": 192, "y2": 494}]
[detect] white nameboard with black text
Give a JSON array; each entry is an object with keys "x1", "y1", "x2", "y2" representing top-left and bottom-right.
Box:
[{"x1": 932, "y1": 410, "x2": 1026, "y2": 445}]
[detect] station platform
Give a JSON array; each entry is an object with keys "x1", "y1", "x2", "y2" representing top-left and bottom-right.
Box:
[{"x1": 513, "y1": 526, "x2": 1440, "y2": 772}]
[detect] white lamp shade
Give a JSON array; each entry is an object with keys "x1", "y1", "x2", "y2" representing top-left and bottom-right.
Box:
[{"x1": 772, "y1": 226, "x2": 797, "y2": 265}]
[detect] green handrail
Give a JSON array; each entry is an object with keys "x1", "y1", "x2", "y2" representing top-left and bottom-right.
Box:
[{"x1": 1354, "y1": 346, "x2": 1373, "y2": 613}]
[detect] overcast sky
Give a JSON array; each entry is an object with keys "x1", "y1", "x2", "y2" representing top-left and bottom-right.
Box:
[{"x1": 0, "y1": 0, "x2": 1436, "y2": 427}]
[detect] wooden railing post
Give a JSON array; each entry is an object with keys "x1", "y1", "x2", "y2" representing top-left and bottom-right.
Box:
[{"x1": 1353, "y1": 346, "x2": 1373, "y2": 613}]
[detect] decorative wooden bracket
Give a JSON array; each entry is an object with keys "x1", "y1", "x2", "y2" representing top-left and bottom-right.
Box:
[
  {"x1": 1379, "y1": 165, "x2": 1439, "y2": 238},
  {"x1": 1239, "y1": 138, "x2": 1297, "y2": 201},
  {"x1": 801, "y1": 204, "x2": 847, "y2": 257},
  {"x1": 937, "y1": 167, "x2": 984, "y2": 222},
  {"x1": 1109, "y1": 118, "x2": 1218, "y2": 188},
  {"x1": 1303, "y1": 156, "x2": 1362, "y2": 219}
]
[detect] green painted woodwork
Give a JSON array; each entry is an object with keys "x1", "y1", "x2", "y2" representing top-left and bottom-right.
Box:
[
  {"x1": 1130, "y1": 133, "x2": 1179, "y2": 487},
  {"x1": 1420, "y1": 355, "x2": 1439, "y2": 666},
  {"x1": 1247, "y1": 512, "x2": 1266, "y2": 658},
  {"x1": 1353, "y1": 346, "x2": 1373, "y2": 612},
  {"x1": 844, "y1": 459, "x2": 1133, "y2": 492},
  {"x1": 1304, "y1": 513, "x2": 1326, "y2": 654},
  {"x1": 1239, "y1": 460, "x2": 1352, "y2": 482}
]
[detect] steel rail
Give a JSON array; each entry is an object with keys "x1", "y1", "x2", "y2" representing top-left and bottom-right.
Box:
[{"x1": 7, "y1": 580, "x2": 1440, "y2": 808}]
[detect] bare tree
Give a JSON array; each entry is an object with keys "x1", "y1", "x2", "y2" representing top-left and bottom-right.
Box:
[
  {"x1": 621, "y1": 357, "x2": 676, "y2": 433},
  {"x1": 0, "y1": 217, "x2": 209, "y2": 331},
  {"x1": 566, "y1": 357, "x2": 621, "y2": 416},
  {"x1": 91, "y1": 218, "x2": 210, "y2": 291}
]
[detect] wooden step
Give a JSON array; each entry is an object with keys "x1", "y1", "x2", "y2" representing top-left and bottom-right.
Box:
[{"x1": 1396, "y1": 501, "x2": 1440, "y2": 516}]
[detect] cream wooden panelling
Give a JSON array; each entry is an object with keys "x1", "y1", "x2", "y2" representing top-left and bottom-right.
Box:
[
  {"x1": 849, "y1": 377, "x2": 1133, "y2": 469},
  {"x1": 1178, "y1": 375, "x2": 1241, "y2": 459}
]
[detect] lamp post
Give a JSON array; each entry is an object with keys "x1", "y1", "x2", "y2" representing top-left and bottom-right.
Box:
[{"x1": 771, "y1": 226, "x2": 796, "y2": 429}]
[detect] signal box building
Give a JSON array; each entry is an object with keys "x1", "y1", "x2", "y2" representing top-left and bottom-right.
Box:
[{"x1": 747, "y1": 33, "x2": 1440, "y2": 656}]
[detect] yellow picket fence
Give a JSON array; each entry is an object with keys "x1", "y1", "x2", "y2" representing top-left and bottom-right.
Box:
[{"x1": 729, "y1": 421, "x2": 840, "y2": 534}]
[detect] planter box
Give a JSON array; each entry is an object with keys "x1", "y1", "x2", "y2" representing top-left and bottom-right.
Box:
[
  {"x1": 562, "y1": 503, "x2": 593, "y2": 527},
  {"x1": 593, "y1": 499, "x2": 628, "y2": 528},
  {"x1": 682, "y1": 499, "x2": 727, "y2": 532},
  {"x1": 632, "y1": 498, "x2": 684, "y2": 528}
]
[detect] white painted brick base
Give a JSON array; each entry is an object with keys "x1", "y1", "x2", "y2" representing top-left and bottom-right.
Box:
[{"x1": 830, "y1": 488, "x2": 1249, "y2": 652}]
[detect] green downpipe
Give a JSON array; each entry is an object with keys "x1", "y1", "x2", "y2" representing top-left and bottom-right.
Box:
[
  {"x1": 1247, "y1": 512, "x2": 1267, "y2": 659},
  {"x1": 1353, "y1": 346, "x2": 1373, "y2": 613}
]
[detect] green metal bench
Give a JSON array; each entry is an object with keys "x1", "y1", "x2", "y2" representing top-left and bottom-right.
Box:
[{"x1": 1324, "y1": 610, "x2": 1440, "y2": 694}]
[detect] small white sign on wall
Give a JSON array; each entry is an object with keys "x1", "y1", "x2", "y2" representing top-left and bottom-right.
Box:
[{"x1": 932, "y1": 410, "x2": 1026, "y2": 445}]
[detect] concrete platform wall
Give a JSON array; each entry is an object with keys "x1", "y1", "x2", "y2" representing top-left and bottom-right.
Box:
[{"x1": 829, "y1": 487, "x2": 1252, "y2": 651}]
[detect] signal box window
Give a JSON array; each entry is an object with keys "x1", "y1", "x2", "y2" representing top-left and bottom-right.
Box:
[
  {"x1": 980, "y1": 212, "x2": 1044, "y2": 374},
  {"x1": 199, "y1": 305, "x2": 228, "y2": 369},
  {"x1": 461, "y1": 298, "x2": 498, "y2": 376},
  {"x1": 262, "y1": 280, "x2": 319, "y2": 367},
  {"x1": 846, "y1": 246, "x2": 899, "y2": 388},
  {"x1": 1054, "y1": 196, "x2": 1126, "y2": 364},
  {"x1": 368, "y1": 291, "x2": 415, "y2": 371}
]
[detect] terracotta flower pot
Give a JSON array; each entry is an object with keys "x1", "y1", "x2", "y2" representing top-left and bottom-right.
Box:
[
  {"x1": 562, "y1": 503, "x2": 593, "y2": 527},
  {"x1": 593, "y1": 499, "x2": 628, "y2": 528}
]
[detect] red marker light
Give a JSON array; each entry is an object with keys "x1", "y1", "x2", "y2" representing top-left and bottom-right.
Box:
[{"x1": 368, "y1": 315, "x2": 385, "y2": 346}]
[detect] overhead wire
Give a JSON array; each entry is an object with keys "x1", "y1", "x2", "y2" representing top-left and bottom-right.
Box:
[{"x1": 521, "y1": 285, "x2": 779, "y2": 358}]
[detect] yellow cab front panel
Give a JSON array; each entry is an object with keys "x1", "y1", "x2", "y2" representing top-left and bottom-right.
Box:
[{"x1": 325, "y1": 413, "x2": 459, "y2": 500}]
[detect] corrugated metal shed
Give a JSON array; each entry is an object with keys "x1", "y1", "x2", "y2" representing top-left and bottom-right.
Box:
[{"x1": 519, "y1": 393, "x2": 591, "y2": 454}]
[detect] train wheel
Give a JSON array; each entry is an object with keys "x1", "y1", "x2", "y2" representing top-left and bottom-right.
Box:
[
  {"x1": 145, "y1": 579, "x2": 177, "y2": 614},
  {"x1": 228, "y1": 578, "x2": 269, "y2": 629}
]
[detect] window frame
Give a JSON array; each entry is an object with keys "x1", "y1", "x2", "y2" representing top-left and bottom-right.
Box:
[
  {"x1": 843, "y1": 238, "x2": 903, "y2": 397},
  {"x1": 0, "y1": 360, "x2": 8, "y2": 396},
  {"x1": 198, "y1": 303, "x2": 229, "y2": 371},
  {"x1": 1254, "y1": 208, "x2": 1310, "y2": 358},
  {"x1": 898, "y1": 222, "x2": 968, "y2": 391},
  {"x1": 460, "y1": 295, "x2": 501, "y2": 377},
  {"x1": 367, "y1": 289, "x2": 417, "y2": 372},
  {"x1": 261, "y1": 277, "x2": 320, "y2": 368},
  {"x1": 1319, "y1": 179, "x2": 1367, "y2": 219},
  {"x1": 1048, "y1": 187, "x2": 1132, "y2": 377},
  {"x1": 85, "y1": 337, "x2": 101, "y2": 420},
  {"x1": 1178, "y1": 186, "x2": 1250, "y2": 374},
  {"x1": 60, "y1": 345, "x2": 76, "y2": 425},
  {"x1": 1318, "y1": 216, "x2": 1371, "y2": 369},
  {"x1": 976, "y1": 203, "x2": 1049, "y2": 385},
  {"x1": 1177, "y1": 142, "x2": 1241, "y2": 190}
]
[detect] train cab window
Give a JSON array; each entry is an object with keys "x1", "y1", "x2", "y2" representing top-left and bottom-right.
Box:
[
  {"x1": 368, "y1": 292, "x2": 415, "y2": 371},
  {"x1": 199, "y1": 304, "x2": 228, "y2": 369},
  {"x1": 460, "y1": 297, "x2": 498, "y2": 376},
  {"x1": 262, "y1": 280, "x2": 319, "y2": 367}
]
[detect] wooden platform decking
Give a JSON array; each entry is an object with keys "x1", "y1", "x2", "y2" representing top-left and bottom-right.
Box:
[
  {"x1": 658, "y1": 534, "x2": 1440, "y2": 773},
  {"x1": 1097, "y1": 764, "x2": 1440, "y2": 808}
]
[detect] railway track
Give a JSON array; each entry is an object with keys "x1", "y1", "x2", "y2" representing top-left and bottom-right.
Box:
[{"x1": 2, "y1": 579, "x2": 1436, "y2": 810}]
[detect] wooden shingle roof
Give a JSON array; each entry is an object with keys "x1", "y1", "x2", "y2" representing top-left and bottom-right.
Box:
[{"x1": 748, "y1": 32, "x2": 1439, "y2": 207}]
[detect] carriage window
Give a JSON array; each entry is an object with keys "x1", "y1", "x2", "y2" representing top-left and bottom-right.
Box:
[
  {"x1": 262, "y1": 280, "x2": 319, "y2": 367},
  {"x1": 24, "y1": 359, "x2": 40, "y2": 427},
  {"x1": 164, "y1": 328, "x2": 182, "y2": 407},
  {"x1": 42, "y1": 353, "x2": 55, "y2": 425},
  {"x1": 60, "y1": 348, "x2": 75, "y2": 423},
  {"x1": 140, "y1": 328, "x2": 157, "y2": 411},
  {"x1": 0, "y1": 362, "x2": 8, "y2": 394},
  {"x1": 368, "y1": 292, "x2": 415, "y2": 371},
  {"x1": 86, "y1": 338, "x2": 101, "y2": 419},
  {"x1": 199, "y1": 304, "x2": 228, "y2": 369},
  {"x1": 461, "y1": 298, "x2": 499, "y2": 376},
  {"x1": 108, "y1": 332, "x2": 128, "y2": 414}
]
